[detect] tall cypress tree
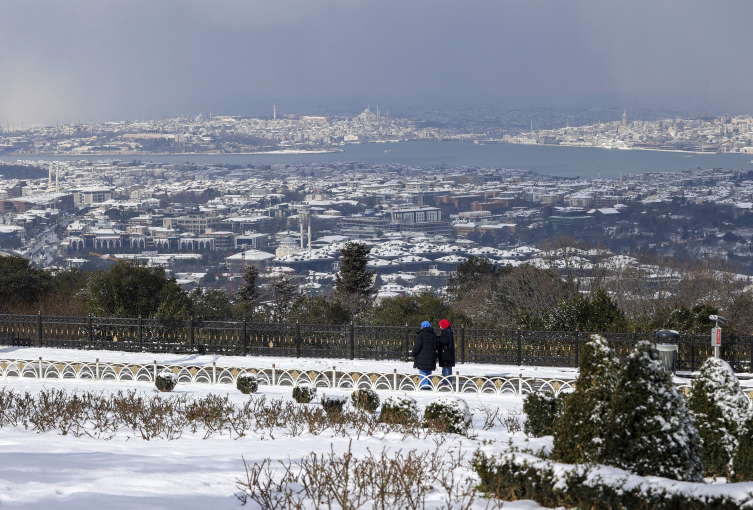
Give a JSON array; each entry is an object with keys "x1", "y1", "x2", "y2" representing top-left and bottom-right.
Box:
[
  {"x1": 335, "y1": 242, "x2": 376, "y2": 302},
  {"x1": 551, "y1": 334, "x2": 619, "y2": 463}
]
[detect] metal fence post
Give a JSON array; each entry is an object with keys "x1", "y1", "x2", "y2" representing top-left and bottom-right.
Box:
[
  {"x1": 349, "y1": 322, "x2": 354, "y2": 360},
  {"x1": 38, "y1": 311, "x2": 42, "y2": 348},
  {"x1": 691, "y1": 333, "x2": 696, "y2": 372},
  {"x1": 516, "y1": 327, "x2": 522, "y2": 366},
  {"x1": 405, "y1": 323, "x2": 410, "y2": 362},
  {"x1": 138, "y1": 316, "x2": 143, "y2": 351},
  {"x1": 189, "y1": 317, "x2": 194, "y2": 352},
  {"x1": 242, "y1": 319, "x2": 247, "y2": 356},
  {"x1": 88, "y1": 314, "x2": 93, "y2": 349},
  {"x1": 296, "y1": 321, "x2": 301, "y2": 358},
  {"x1": 460, "y1": 326, "x2": 465, "y2": 364},
  {"x1": 574, "y1": 330, "x2": 579, "y2": 368}
]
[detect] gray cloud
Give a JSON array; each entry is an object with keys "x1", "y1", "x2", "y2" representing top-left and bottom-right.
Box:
[{"x1": 1, "y1": 0, "x2": 752, "y2": 125}]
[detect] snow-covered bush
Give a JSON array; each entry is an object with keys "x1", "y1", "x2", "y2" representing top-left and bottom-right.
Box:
[
  {"x1": 155, "y1": 370, "x2": 178, "y2": 392},
  {"x1": 423, "y1": 396, "x2": 472, "y2": 434},
  {"x1": 603, "y1": 341, "x2": 703, "y2": 482},
  {"x1": 292, "y1": 384, "x2": 317, "y2": 404},
  {"x1": 551, "y1": 334, "x2": 618, "y2": 463},
  {"x1": 236, "y1": 373, "x2": 258, "y2": 395},
  {"x1": 320, "y1": 394, "x2": 347, "y2": 415},
  {"x1": 687, "y1": 358, "x2": 748, "y2": 478},
  {"x1": 351, "y1": 388, "x2": 380, "y2": 413},
  {"x1": 379, "y1": 395, "x2": 418, "y2": 424},
  {"x1": 473, "y1": 450, "x2": 741, "y2": 510},
  {"x1": 733, "y1": 414, "x2": 753, "y2": 481},
  {"x1": 523, "y1": 391, "x2": 561, "y2": 437}
]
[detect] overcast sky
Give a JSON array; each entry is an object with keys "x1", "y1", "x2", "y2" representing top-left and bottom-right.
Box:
[{"x1": 1, "y1": 0, "x2": 752, "y2": 125}]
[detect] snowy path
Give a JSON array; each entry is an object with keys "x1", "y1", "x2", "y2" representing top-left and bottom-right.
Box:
[{"x1": 0, "y1": 345, "x2": 579, "y2": 379}]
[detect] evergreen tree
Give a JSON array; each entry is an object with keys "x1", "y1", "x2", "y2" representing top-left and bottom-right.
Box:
[
  {"x1": 367, "y1": 293, "x2": 464, "y2": 327},
  {"x1": 660, "y1": 303, "x2": 718, "y2": 334},
  {"x1": 267, "y1": 275, "x2": 298, "y2": 322},
  {"x1": 335, "y1": 242, "x2": 376, "y2": 310},
  {"x1": 604, "y1": 341, "x2": 703, "y2": 482},
  {"x1": 189, "y1": 287, "x2": 234, "y2": 321},
  {"x1": 585, "y1": 288, "x2": 628, "y2": 332},
  {"x1": 521, "y1": 289, "x2": 628, "y2": 332},
  {"x1": 551, "y1": 334, "x2": 619, "y2": 463},
  {"x1": 446, "y1": 256, "x2": 500, "y2": 303},
  {"x1": 287, "y1": 295, "x2": 351, "y2": 325},
  {"x1": 688, "y1": 358, "x2": 749, "y2": 478},
  {"x1": 0, "y1": 255, "x2": 56, "y2": 306},
  {"x1": 732, "y1": 415, "x2": 753, "y2": 481},
  {"x1": 85, "y1": 260, "x2": 188, "y2": 318},
  {"x1": 236, "y1": 265, "x2": 261, "y2": 307}
]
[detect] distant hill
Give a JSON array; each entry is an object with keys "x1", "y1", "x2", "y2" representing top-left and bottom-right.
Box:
[{"x1": 0, "y1": 164, "x2": 47, "y2": 180}]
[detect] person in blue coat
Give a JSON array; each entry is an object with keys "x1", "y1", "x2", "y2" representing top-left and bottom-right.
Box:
[{"x1": 412, "y1": 321, "x2": 438, "y2": 390}]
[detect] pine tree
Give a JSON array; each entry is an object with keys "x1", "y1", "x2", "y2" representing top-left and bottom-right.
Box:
[
  {"x1": 236, "y1": 265, "x2": 261, "y2": 306},
  {"x1": 688, "y1": 358, "x2": 748, "y2": 478},
  {"x1": 335, "y1": 242, "x2": 376, "y2": 310},
  {"x1": 604, "y1": 341, "x2": 703, "y2": 482},
  {"x1": 267, "y1": 275, "x2": 298, "y2": 322},
  {"x1": 551, "y1": 334, "x2": 619, "y2": 463}
]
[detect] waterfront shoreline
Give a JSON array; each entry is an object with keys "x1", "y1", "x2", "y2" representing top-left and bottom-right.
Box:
[{"x1": 2, "y1": 140, "x2": 752, "y2": 178}]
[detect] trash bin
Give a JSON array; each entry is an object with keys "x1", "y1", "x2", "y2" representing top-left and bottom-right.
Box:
[{"x1": 655, "y1": 330, "x2": 680, "y2": 375}]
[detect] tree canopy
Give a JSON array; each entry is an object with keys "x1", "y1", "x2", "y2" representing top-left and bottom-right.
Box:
[
  {"x1": 84, "y1": 260, "x2": 189, "y2": 318},
  {"x1": 335, "y1": 242, "x2": 376, "y2": 297},
  {"x1": 367, "y1": 294, "x2": 465, "y2": 329},
  {"x1": 0, "y1": 255, "x2": 56, "y2": 306}
]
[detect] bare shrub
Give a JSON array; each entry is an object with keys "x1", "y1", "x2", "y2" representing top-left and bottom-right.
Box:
[
  {"x1": 0, "y1": 389, "x2": 482, "y2": 443},
  {"x1": 236, "y1": 441, "x2": 480, "y2": 510}
]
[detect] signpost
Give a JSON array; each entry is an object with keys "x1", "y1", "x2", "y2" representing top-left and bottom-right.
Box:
[
  {"x1": 711, "y1": 326, "x2": 721, "y2": 358},
  {"x1": 709, "y1": 315, "x2": 727, "y2": 359}
]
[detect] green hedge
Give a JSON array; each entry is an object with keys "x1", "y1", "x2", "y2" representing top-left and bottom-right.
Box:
[{"x1": 473, "y1": 450, "x2": 745, "y2": 510}]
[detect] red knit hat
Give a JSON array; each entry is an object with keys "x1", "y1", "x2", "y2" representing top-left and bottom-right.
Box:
[{"x1": 439, "y1": 319, "x2": 450, "y2": 329}]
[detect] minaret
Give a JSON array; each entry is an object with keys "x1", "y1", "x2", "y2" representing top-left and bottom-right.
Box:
[
  {"x1": 620, "y1": 171, "x2": 623, "y2": 187},
  {"x1": 308, "y1": 219, "x2": 311, "y2": 251},
  {"x1": 273, "y1": 103, "x2": 276, "y2": 120},
  {"x1": 300, "y1": 213, "x2": 304, "y2": 249}
]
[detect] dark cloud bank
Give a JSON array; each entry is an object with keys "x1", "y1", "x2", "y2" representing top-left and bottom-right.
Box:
[{"x1": 1, "y1": 0, "x2": 752, "y2": 124}]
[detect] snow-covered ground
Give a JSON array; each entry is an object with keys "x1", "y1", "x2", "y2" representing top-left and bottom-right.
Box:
[
  {"x1": 3, "y1": 346, "x2": 751, "y2": 508},
  {"x1": 0, "y1": 375, "x2": 551, "y2": 509}
]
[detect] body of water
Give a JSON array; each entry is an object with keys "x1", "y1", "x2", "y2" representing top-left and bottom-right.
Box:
[{"x1": 3, "y1": 141, "x2": 753, "y2": 178}]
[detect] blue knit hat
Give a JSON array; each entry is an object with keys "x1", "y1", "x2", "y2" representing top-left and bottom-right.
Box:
[{"x1": 421, "y1": 321, "x2": 431, "y2": 328}]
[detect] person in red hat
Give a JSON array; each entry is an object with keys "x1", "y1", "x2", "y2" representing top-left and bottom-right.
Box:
[{"x1": 437, "y1": 319, "x2": 455, "y2": 385}]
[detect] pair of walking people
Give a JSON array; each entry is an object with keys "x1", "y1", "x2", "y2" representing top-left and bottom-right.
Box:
[{"x1": 411, "y1": 319, "x2": 455, "y2": 390}]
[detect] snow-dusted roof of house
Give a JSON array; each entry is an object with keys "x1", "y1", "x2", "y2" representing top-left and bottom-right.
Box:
[
  {"x1": 435, "y1": 255, "x2": 467, "y2": 263},
  {"x1": 394, "y1": 255, "x2": 431, "y2": 263},
  {"x1": 226, "y1": 249, "x2": 275, "y2": 261},
  {"x1": 366, "y1": 258, "x2": 400, "y2": 267}
]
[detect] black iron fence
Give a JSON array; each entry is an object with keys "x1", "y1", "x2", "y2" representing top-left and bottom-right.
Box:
[{"x1": 0, "y1": 313, "x2": 750, "y2": 372}]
